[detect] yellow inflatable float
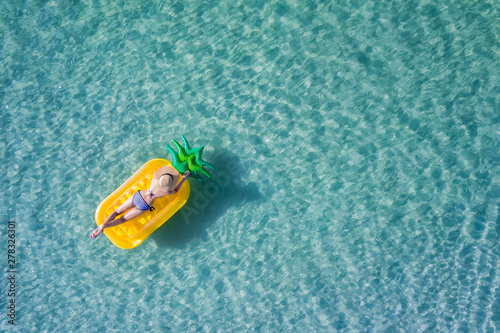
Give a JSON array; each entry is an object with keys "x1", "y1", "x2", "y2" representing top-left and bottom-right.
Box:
[{"x1": 94, "y1": 136, "x2": 214, "y2": 249}]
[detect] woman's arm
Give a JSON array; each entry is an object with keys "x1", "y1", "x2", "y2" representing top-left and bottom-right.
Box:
[{"x1": 167, "y1": 171, "x2": 191, "y2": 195}]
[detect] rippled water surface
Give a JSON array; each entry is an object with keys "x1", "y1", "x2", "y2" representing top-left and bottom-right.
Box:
[{"x1": 1, "y1": 0, "x2": 499, "y2": 331}]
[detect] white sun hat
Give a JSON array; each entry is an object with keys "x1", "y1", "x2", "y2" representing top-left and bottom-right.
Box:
[{"x1": 152, "y1": 166, "x2": 181, "y2": 192}]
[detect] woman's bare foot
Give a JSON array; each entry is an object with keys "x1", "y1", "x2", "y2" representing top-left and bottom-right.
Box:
[{"x1": 90, "y1": 226, "x2": 104, "y2": 239}]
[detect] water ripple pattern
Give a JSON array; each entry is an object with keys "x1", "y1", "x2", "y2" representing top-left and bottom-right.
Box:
[{"x1": 1, "y1": 0, "x2": 499, "y2": 332}]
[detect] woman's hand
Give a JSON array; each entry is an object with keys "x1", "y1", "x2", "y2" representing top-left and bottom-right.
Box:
[{"x1": 183, "y1": 171, "x2": 191, "y2": 179}]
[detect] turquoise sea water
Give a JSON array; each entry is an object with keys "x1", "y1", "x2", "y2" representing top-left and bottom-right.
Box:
[{"x1": 1, "y1": 0, "x2": 499, "y2": 331}]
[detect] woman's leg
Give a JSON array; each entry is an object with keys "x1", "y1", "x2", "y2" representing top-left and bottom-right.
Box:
[
  {"x1": 102, "y1": 207, "x2": 146, "y2": 228},
  {"x1": 91, "y1": 196, "x2": 139, "y2": 239}
]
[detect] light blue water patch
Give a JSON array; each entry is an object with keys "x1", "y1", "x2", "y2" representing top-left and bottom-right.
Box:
[{"x1": 1, "y1": 0, "x2": 499, "y2": 331}]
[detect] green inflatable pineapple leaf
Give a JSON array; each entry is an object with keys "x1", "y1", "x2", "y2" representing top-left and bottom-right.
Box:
[{"x1": 166, "y1": 135, "x2": 215, "y2": 182}]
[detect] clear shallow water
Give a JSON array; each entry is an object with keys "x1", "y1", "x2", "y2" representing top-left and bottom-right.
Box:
[{"x1": 1, "y1": 0, "x2": 499, "y2": 331}]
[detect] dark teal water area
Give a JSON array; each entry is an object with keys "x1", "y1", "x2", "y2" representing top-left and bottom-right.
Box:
[{"x1": 1, "y1": 0, "x2": 499, "y2": 331}]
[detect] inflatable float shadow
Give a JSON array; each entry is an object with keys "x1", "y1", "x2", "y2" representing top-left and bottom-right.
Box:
[{"x1": 150, "y1": 149, "x2": 262, "y2": 249}]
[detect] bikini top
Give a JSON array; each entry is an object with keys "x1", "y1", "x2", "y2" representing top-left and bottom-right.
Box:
[{"x1": 132, "y1": 191, "x2": 155, "y2": 211}]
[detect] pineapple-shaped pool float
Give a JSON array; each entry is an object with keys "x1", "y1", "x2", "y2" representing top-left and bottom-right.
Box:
[{"x1": 95, "y1": 136, "x2": 214, "y2": 249}]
